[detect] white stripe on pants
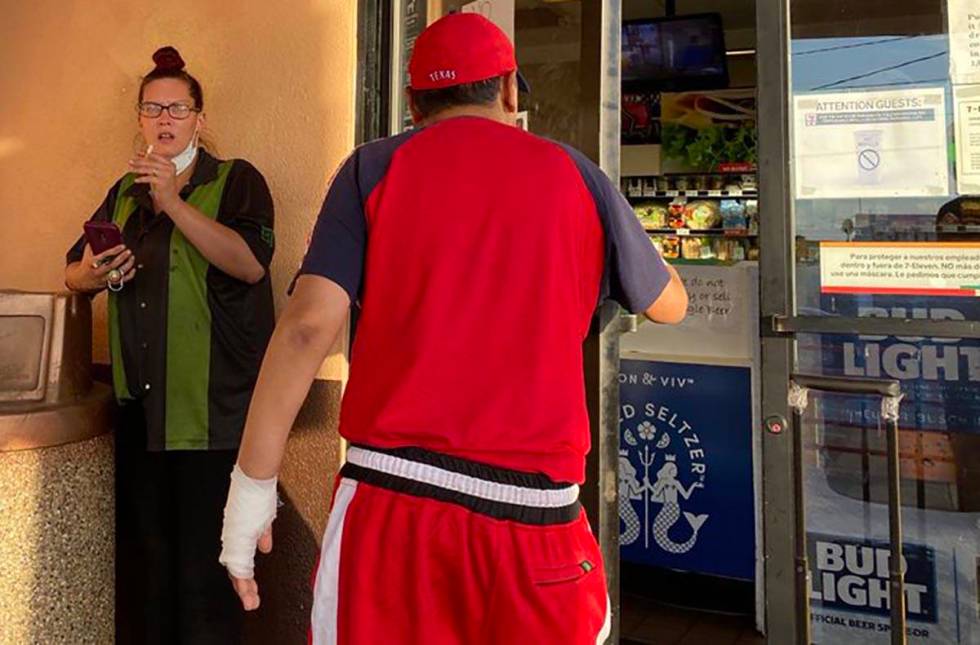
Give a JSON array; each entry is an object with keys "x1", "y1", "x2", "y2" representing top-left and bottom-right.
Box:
[
  {"x1": 310, "y1": 479, "x2": 358, "y2": 645},
  {"x1": 595, "y1": 594, "x2": 611, "y2": 644}
]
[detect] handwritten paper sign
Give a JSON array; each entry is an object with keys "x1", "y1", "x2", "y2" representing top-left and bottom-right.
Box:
[
  {"x1": 622, "y1": 263, "x2": 758, "y2": 362},
  {"x1": 680, "y1": 265, "x2": 740, "y2": 328}
]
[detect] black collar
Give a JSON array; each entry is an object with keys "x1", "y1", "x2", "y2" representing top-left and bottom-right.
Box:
[{"x1": 187, "y1": 148, "x2": 220, "y2": 188}]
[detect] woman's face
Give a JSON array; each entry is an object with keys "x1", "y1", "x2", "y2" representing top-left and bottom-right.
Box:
[{"x1": 138, "y1": 78, "x2": 204, "y2": 158}]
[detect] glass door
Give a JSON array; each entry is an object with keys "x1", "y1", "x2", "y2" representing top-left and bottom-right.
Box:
[{"x1": 760, "y1": 0, "x2": 980, "y2": 642}]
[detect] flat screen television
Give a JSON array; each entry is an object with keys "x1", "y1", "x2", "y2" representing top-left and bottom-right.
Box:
[{"x1": 622, "y1": 13, "x2": 729, "y2": 91}]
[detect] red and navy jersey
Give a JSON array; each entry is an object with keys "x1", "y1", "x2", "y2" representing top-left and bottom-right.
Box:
[{"x1": 300, "y1": 116, "x2": 669, "y2": 483}]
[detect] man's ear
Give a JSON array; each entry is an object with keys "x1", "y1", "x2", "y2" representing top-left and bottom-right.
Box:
[
  {"x1": 501, "y1": 72, "x2": 519, "y2": 115},
  {"x1": 407, "y1": 87, "x2": 424, "y2": 124}
]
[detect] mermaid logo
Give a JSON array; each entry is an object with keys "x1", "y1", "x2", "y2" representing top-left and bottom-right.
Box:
[{"x1": 619, "y1": 409, "x2": 710, "y2": 555}]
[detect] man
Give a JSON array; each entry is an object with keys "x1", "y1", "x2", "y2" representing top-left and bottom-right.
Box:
[{"x1": 219, "y1": 13, "x2": 687, "y2": 645}]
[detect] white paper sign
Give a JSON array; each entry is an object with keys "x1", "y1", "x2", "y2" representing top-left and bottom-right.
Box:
[
  {"x1": 948, "y1": 0, "x2": 980, "y2": 85},
  {"x1": 794, "y1": 88, "x2": 949, "y2": 199},
  {"x1": 621, "y1": 263, "x2": 759, "y2": 363},
  {"x1": 820, "y1": 242, "x2": 980, "y2": 296},
  {"x1": 955, "y1": 84, "x2": 980, "y2": 193},
  {"x1": 461, "y1": 0, "x2": 514, "y2": 41},
  {"x1": 681, "y1": 267, "x2": 740, "y2": 328}
]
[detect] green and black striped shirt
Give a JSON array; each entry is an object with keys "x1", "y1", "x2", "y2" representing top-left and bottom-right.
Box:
[{"x1": 67, "y1": 150, "x2": 276, "y2": 450}]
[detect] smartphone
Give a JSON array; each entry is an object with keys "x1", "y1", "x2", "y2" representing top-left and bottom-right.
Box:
[{"x1": 83, "y1": 221, "x2": 124, "y2": 256}]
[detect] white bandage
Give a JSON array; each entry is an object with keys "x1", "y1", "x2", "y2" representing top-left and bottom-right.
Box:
[{"x1": 219, "y1": 464, "x2": 278, "y2": 579}]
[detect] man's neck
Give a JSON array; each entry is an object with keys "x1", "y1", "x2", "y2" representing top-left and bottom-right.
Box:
[{"x1": 422, "y1": 104, "x2": 514, "y2": 127}]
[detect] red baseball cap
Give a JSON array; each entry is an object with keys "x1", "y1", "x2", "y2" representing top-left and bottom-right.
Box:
[{"x1": 409, "y1": 13, "x2": 529, "y2": 92}]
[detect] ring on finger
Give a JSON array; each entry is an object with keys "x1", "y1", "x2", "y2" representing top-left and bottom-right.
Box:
[{"x1": 107, "y1": 269, "x2": 125, "y2": 292}]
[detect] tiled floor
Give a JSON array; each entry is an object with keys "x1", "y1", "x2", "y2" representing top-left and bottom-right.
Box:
[{"x1": 620, "y1": 593, "x2": 764, "y2": 645}]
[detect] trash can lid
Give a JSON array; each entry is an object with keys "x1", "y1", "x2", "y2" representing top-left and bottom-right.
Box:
[{"x1": 0, "y1": 383, "x2": 113, "y2": 452}]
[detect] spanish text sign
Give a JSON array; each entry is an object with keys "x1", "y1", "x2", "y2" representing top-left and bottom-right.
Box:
[
  {"x1": 948, "y1": 0, "x2": 980, "y2": 85},
  {"x1": 820, "y1": 242, "x2": 980, "y2": 297},
  {"x1": 794, "y1": 88, "x2": 948, "y2": 198}
]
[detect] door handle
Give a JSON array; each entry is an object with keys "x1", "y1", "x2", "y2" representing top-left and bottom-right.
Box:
[{"x1": 620, "y1": 314, "x2": 639, "y2": 334}]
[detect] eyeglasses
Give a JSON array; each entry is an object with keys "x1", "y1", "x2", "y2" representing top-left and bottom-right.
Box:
[{"x1": 138, "y1": 102, "x2": 200, "y2": 120}]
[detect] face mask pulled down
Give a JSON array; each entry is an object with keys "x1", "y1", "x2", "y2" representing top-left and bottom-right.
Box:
[{"x1": 170, "y1": 133, "x2": 198, "y2": 175}]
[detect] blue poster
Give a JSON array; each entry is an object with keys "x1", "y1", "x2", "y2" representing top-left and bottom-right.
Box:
[
  {"x1": 618, "y1": 359, "x2": 755, "y2": 580},
  {"x1": 802, "y1": 294, "x2": 980, "y2": 435}
]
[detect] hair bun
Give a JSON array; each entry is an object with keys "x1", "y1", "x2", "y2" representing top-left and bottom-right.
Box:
[{"x1": 152, "y1": 46, "x2": 185, "y2": 72}]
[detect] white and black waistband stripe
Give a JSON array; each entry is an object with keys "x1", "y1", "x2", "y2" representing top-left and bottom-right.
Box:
[
  {"x1": 342, "y1": 446, "x2": 581, "y2": 525},
  {"x1": 348, "y1": 443, "x2": 572, "y2": 489}
]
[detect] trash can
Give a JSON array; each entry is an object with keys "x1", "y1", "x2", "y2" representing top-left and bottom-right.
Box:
[{"x1": 0, "y1": 291, "x2": 114, "y2": 644}]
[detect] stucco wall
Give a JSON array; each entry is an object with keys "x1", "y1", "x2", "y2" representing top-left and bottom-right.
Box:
[{"x1": 0, "y1": 2, "x2": 357, "y2": 641}]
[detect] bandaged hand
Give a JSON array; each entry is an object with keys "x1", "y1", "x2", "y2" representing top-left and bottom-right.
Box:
[{"x1": 219, "y1": 464, "x2": 278, "y2": 596}]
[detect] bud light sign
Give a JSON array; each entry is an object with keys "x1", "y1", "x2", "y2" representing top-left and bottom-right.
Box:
[
  {"x1": 807, "y1": 294, "x2": 980, "y2": 434},
  {"x1": 808, "y1": 533, "x2": 937, "y2": 623}
]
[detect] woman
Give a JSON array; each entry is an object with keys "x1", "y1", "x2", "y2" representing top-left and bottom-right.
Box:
[{"x1": 64, "y1": 46, "x2": 275, "y2": 644}]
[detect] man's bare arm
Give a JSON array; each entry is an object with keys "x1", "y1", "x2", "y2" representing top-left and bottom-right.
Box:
[{"x1": 236, "y1": 275, "x2": 351, "y2": 479}]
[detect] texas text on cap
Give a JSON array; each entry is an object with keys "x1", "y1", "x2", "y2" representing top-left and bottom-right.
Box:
[{"x1": 408, "y1": 13, "x2": 530, "y2": 92}]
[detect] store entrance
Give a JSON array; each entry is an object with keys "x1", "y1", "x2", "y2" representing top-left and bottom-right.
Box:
[
  {"x1": 615, "y1": 1, "x2": 763, "y2": 643},
  {"x1": 362, "y1": 0, "x2": 767, "y2": 643}
]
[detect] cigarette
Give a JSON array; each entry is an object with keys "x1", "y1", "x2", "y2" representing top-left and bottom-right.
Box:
[{"x1": 145, "y1": 144, "x2": 154, "y2": 156}]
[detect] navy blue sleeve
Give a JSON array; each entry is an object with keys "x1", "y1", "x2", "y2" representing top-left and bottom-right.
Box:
[
  {"x1": 560, "y1": 144, "x2": 672, "y2": 314},
  {"x1": 296, "y1": 130, "x2": 417, "y2": 302}
]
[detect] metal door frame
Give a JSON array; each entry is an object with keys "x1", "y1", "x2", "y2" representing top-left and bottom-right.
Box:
[
  {"x1": 580, "y1": 2, "x2": 627, "y2": 644},
  {"x1": 756, "y1": 1, "x2": 799, "y2": 641},
  {"x1": 756, "y1": 1, "x2": 980, "y2": 641}
]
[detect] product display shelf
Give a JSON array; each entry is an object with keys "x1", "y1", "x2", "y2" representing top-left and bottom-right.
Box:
[
  {"x1": 644, "y1": 227, "x2": 757, "y2": 237},
  {"x1": 627, "y1": 190, "x2": 758, "y2": 200}
]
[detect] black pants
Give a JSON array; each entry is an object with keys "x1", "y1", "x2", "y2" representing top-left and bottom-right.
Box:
[{"x1": 115, "y1": 404, "x2": 243, "y2": 645}]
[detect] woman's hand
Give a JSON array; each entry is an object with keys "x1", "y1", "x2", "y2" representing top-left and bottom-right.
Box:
[
  {"x1": 65, "y1": 244, "x2": 135, "y2": 293},
  {"x1": 129, "y1": 152, "x2": 180, "y2": 211}
]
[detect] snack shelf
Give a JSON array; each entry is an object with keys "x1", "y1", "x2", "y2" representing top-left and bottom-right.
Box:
[
  {"x1": 644, "y1": 227, "x2": 758, "y2": 237},
  {"x1": 627, "y1": 190, "x2": 758, "y2": 200},
  {"x1": 622, "y1": 168, "x2": 757, "y2": 179}
]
